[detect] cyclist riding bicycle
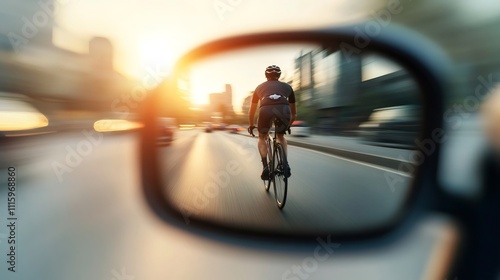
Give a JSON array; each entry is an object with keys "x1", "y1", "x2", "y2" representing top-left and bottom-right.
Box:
[{"x1": 248, "y1": 65, "x2": 296, "y2": 180}]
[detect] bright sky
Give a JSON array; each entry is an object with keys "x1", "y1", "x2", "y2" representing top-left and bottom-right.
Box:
[
  {"x1": 52, "y1": 0, "x2": 377, "y2": 111},
  {"x1": 187, "y1": 44, "x2": 317, "y2": 113},
  {"x1": 50, "y1": 0, "x2": 500, "y2": 111},
  {"x1": 53, "y1": 0, "x2": 375, "y2": 76}
]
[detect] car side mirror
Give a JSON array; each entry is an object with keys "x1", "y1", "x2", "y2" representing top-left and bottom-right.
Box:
[{"x1": 139, "y1": 24, "x2": 450, "y2": 240}]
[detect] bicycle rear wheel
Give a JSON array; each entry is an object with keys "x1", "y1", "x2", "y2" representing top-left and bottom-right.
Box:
[
  {"x1": 272, "y1": 143, "x2": 288, "y2": 209},
  {"x1": 263, "y1": 137, "x2": 273, "y2": 191}
]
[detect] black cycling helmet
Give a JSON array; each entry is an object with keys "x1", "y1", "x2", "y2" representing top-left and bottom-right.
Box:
[{"x1": 265, "y1": 65, "x2": 281, "y2": 79}]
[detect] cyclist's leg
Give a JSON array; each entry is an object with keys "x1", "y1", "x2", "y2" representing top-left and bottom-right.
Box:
[
  {"x1": 257, "y1": 132, "x2": 268, "y2": 159},
  {"x1": 257, "y1": 106, "x2": 273, "y2": 159},
  {"x1": 257, "y1": 106, "x2": 273, "y2": 179},
  {"x1": 276, "y1": 133, "x2": 287, "y2": 155},
  {"x1": 276, "y1": 133, "x2": 291, "y2": 177},
  {"x1": 272, "y1": 105, "x2": 291, "y2": 177},
  {"x1": 272, "y1": 105, "x2": 291, "y2": 156}
]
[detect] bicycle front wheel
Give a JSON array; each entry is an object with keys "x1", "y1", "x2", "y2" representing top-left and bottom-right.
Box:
[{"x1": 272, "y1": 142, "x2": 288, "y2": 209}]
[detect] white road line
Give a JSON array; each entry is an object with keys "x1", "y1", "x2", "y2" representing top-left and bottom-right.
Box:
[
  {"x1": 225, "y1": 132, "x2": 411, "y2": 177},
  {"x1": 291, "y1": 145, "x2": 412, "y2": 177},
  {"x1": 288, "y1": 140, "x2": 415, "y2": 164}
]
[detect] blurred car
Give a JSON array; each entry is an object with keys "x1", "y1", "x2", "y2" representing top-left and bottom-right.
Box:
[
  {"x1": 204, "y1": 122, "x2": 213, "y2": 133},
  {"x1": 226, "y1": 124, "x2": 243, "y2": 133},
  {"x1": 213, "y1": 123, "x2": 227, "y2": 131},
  {"x1": 157, "y1": 117, "x2": 176, "y2": 145},
  {"x1": 0, "y1": 92, "x2": 49, "y2": 137},
  {"x1": 290, "y1": 120, "x2": 311, "y2": 137},
  {"x1": 358, "y1": 105, "x2": 420, "y2": 146}
]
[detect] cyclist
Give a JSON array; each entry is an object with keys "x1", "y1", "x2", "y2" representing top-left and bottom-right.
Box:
[{"x1": 248, "y1": 65, "x2": 296, "y2": 180}]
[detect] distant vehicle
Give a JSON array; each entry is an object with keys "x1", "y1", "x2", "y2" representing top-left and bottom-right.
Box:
[
  {"x1": 216, "y1": 123, "x2": 227, "y2": 131},
  {"x1": 157, "y1": 117, "x2": 177, "y2": 145},
  {"x1": 226, "y1": 124, "x2": 244, "y2": 133},
  {"x1": 290, "y1": 120, "x2": 311, "y2": 137},
  {"x1": 203, "y1": 122, "x2": 213, "y2": 133},
  {"x1": 0, "y1": 92, "x2": 49, "y2": 137},
  {"x1": 358, "y1": 105, "x2": 420, "y2": 146}
]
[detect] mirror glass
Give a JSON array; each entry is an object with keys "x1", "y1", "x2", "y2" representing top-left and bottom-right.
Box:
[{"x1": 155, "y1": 43, "x2": 423, "y2": 234}]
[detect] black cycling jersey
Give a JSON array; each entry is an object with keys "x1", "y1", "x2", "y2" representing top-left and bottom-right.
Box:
[
  {"x1": 251, "y1": 79, "x2": 295, "y2": 134},
  {"x1": 251, "y1": 80, "x2": 296, "y2": 107}
]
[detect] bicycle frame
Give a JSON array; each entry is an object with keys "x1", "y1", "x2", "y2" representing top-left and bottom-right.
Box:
[
  {"x1": 265, "y1": 120, "x2": 281, "y2": 169},
  {"x1": 249, "y1": 119, "x2": 288, "y2": 208},
  {"x1": 267, "y1": 126, "x2": 278, "y2": 156},
  {"x1": 264, "y1": 120, "x2": 288, "y2": 209}
]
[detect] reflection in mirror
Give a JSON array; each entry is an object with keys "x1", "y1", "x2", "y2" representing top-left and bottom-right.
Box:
[{"x1": 155, "y1": 43, "x2": 422, "y2": 234}]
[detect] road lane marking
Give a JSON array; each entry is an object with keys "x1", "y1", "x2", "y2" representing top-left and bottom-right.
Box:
[
  {"x1": 287, "y1": 139, "x2": 415, "y2": 164},
  {"x1": 291, "y1": 145, "x2": 412, "y2": 177},
  {"x1": 224, "y1": 132, "x2": 411, "y2": 176}
]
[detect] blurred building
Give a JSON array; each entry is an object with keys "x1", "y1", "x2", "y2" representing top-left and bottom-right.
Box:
[
  {"x1": 294, "y1": 49, "x2": 362, "y2": 108},
  {"x1": 209, "y1": 84, "x2": 234, "y2": 122},
  {"x1": 0, "y1": 0, "x2": 133, "y2": 117},
  {"x1": 387, "y1": 0, "x2": 500, "y2": 107},
  {"x1": 85, "y1": 36, "x2": 131, "y2": 110},
  {"x1": 89, "y1": 37, "x2": 114, "y2": 72},
  {"x1": 293, "y1": 49, "x2": 362, "y2": 130},
  {"x1": 0, "y1": 36, "x2": 130, "y2": 111},
  {"x1": 241, "y1": 93, "x2": 253, "y2": 114},
  {"x1": 0, "y1": 0, "x2": 55, "y2": 52},
  {"x1": 240, "y1": 92, "x2": 261, "y2": 124},
  {"x1": 293, "y1": 48, "x2": 418, "y2": 133}
]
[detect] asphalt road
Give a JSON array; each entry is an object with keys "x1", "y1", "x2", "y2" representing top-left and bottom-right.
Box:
[
  {"x1": 158, "y1": 130, "x2": 411, "y2": 234},
  {"x1": 0, "y1": 130, "x2": 457, "y2": 280}
]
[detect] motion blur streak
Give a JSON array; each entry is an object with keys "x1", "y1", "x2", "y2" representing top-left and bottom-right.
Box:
[
  {"x1": 0, "y1": 111, "x2": 48, "y2": 131},
  {"x1": 93, "y1": 119, "x2": 143, "y2": 132}
]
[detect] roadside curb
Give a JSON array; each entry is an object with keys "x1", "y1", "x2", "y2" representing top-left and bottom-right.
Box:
[
  {"x1": 286, "y1": 139, "x2": 410, "y2": 172},
  {"x1": 238, "y1": 133, "x2": 411, "y2": 172}
]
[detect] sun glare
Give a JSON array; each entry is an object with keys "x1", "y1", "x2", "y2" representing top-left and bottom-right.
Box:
[
  {"x1": 136, "y1": 37, "x2": 178, "y2": 85},
  {"x1": 191, "y1": 90, "x2": 209, "y2": 105},
  {"x1": 93, "y1": 119, "x2": 143, "y2": 132},
  {"x1": 139, "y1": 42, "x2": 168, "y2": 65}
]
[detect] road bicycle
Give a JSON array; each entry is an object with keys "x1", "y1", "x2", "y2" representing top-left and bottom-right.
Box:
[{"x1": 249, "y1": 121, "x2": 289, "y2": 209}]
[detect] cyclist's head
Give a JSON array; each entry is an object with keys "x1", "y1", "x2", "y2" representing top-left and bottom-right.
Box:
[{"x1": 265, "y1": 65, "x2": 281, "y2": 80}]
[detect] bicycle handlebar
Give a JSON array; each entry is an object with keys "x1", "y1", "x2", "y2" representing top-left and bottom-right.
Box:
[
  {"x1": 248, "y1": 126, "x2": 256, "y2": 137},
  {"x1": 248, "y1": 125, "x2": 291, "y2": 136}
]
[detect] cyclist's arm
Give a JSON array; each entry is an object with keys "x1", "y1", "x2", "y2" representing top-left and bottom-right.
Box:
[
  {"x1": 248, "y1": 103, "x2": 257, "y2": 126},
  {"x1": 289, "y1": 102, "x2": 297, "y2": 125},
  {"x1": 288, "y1": 88, "x2": 297, "y2": 126},
  {"x1": 248, "y1": 102, "x2": 258, "y2": 126},
  {"x1": 248, "y1": 91, "x2": 259, "y2": 126}
]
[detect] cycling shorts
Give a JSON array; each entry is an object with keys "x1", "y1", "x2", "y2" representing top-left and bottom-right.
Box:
[{"x1": 257, "y1": 104, "x2": 291, "y2": 134}]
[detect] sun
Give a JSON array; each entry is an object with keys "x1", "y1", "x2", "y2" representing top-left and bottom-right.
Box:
[
  {"x1": 136, "y1": 37, "x2": 178, "y2": 84},
  {"x1": 138, "y1": 39, "x2": 170, "y2": 65}
]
